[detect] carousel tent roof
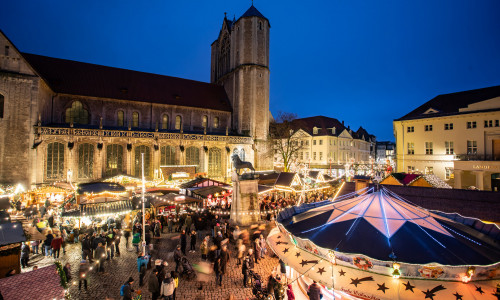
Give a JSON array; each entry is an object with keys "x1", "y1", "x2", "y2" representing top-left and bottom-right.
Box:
[
  {"x1": 77, "y1": 182, "x2": 126, "y2": 194},
  {"x1": 280, "y1": 187, "x2": 500, "y2": 265}
]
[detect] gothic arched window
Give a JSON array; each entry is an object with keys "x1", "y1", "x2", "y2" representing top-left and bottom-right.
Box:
[
  {"x1": 161, "y1": 114, "x2": 169, "y2": 130},
  {"x1": 46, "y1": 142, "x2": 65, "y2": 179},
  {"x1": 65, "y1": 101, "x2": 89, "y2": 124},
  {"x1": 106, "y1": 144, "x2": 123, "y2": 176},
  {"x1": 208, "y1": 147, "x2": 222, "y2": 177},
  {"x1": 78, "y1": 143, "x2": 94, "y2": 179},
  {"x1": 213, "y1": 117, "x2": 220, "y2": 129},
  {"x1": 202, "y1": 115, "x2": 208, "y2": 128},
  {"x1": 160, "y1": 145, "x2": 176, "y2": 165},
  {"x1": 132, "y1": 112, "x2": 139, "y2": 128},
  {"x1": 134, "y1": 145, "x2": 151, "y2": 178},
  {"x1": 175, "y1": 115, "x2": 182, "y2": 130},
  {"x1": 117, "y1": 110, "x2": 125, "y2": 127},
  {"x1": 186, "y1": 147, "x2": 200, "y2": 170}
]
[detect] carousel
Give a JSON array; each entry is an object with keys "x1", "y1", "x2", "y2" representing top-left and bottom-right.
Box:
[{"x1": 267, "y1": 186, "x2": 500, "y2": 300}]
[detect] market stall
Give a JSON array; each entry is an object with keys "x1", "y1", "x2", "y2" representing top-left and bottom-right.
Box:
[
  {"x1": 268, "y1": 186, "x2": 500, "y2": 300},
  {"x1": 149, "y1": 193, "x2": 203, "y2": 215},
  {"x1": 25, "y1": 186, "x2": 72, "y2": 207}
]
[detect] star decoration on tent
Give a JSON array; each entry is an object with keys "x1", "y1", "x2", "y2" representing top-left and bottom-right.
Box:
[
  {"x1": 295, "y1": 252, "x2": 301, "y2": 258},
  {"x1": 453, "y1": 292, "x2": 463, "y2": 300},
  {"x1": 377, "y1": 283, "x2": 389, "y2": 294},
  {"x1": 282, "y1": 248, "x2": 289, "y2": 254},
  {"x1": 317, "y1": 267, "x2": 326, "y2": 275},
  {"x1": 338, "y1": 269, "x2": 346, "y2": 276},
  {"x1": 300, "y1": 259, "x2": 318, "y2": 267},
  {"x1": 276, "y1": 241, "x2": 288, "y2": 245},
  {"x1": 403, "y1": 281, "x2": 415, "y2": 293},
  {"x1": 475, "y1": 286, "x2": 484, "y2": 295},
  {"x1": 350, "y1": 276, "x2": 374, "y2": 287},
  {"x1": 422, "y1": 285, "x2": 446, "y2": 300},
  {"x1": 277, "y1": 235, "x2": 282, "y2": 239}
]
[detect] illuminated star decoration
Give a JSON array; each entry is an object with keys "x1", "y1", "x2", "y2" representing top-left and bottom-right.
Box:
[
  {"x1": 453, "y1": 292, "x2": 463, "y2": 300},
  {"x1": 403, "y1": 281, "x2": 415, "y2": 293},
  {"x1": 475, "y1": 286, "x2": 484, "y2": 295},
  {"x1": 377, "y1": 283, "x2": 389, "y2": 294},
  {"x1": 295, "y1": 252, "x2": 301, "y2": 257},
  {"x1": 350, "y1": 276, "x2": 374, "y2": 287},
  {"x1": 422, "y1": 285, "x2": 446, "y2": 300},
  {"x1": 299, "y1": 259, "x2": 319, "y2": 267},
  {"x1": 282, "y1": 248, "x2": 289, "y2": 254},
  {"x1": 338, "y1": 269, "x2": 346, "y2": 276},
  {"x1": 317, "y1": 267, "x2": 326, "y2": 275}
]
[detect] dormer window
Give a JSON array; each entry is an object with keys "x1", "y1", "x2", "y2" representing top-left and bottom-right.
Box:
[
  {"x1": 313, "y1": 127, "x2": 319, "y2": 134},
  {"x1": 331, "y1": 127, "x2": 336, "y2": 134}
]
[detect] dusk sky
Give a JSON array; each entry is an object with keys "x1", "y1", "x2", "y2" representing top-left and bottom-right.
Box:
[{"x1": 1, "y1": 0, "x2": 499, "y2": 141}]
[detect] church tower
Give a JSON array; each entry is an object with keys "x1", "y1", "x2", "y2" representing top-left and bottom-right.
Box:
[{"x1": 211, "y1": 5, "x2": 271, "y2": 170}]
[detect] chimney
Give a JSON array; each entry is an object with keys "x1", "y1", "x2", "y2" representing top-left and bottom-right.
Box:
[{"x1": 342, "y1": 120, "x2": 344, "y2": 126}]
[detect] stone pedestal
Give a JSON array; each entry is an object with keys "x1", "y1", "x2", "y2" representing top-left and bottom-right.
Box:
[{"x1": 230, "y1": 176, "x2": 260, "y2": 226}]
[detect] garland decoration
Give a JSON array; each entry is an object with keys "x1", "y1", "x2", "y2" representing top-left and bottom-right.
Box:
[{"x1": 55, "y1": 261, "x2": 68, "y2": 289}]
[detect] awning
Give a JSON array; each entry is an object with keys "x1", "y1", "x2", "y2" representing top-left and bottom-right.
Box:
[
  {"x1": 61, "y1": 200, "x2": 132, "y2": 218},
  {"x1": 77, "y1": 182, "x2": 126, "y2": 194},
  {"x1": 150, "y1": 193, "x2": 202, "y2": 207}
]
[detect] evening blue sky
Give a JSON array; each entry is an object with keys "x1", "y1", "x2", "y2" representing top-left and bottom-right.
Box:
[{"x1": 1, "y1": 0, "x2": 499, "y2": 141}]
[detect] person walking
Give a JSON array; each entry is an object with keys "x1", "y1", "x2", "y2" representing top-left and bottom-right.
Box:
[
  {"x1": 236, "y1": 239, "x2": 245, "y2": 266},
  {"x1": 189, "y1": 230, "x2": 196, "y2": 253},
  {"x1": 148, "y1": 269, "x2": 160, "y2": 300},
  {"x1": 167, "y1": 216, "x2": 173, "y2": 233},
  {"x1": 171, "y1": 271, "x2": 179, "y2": 300},
  {"x1": 114, "y1": 228, "x2": 121, "y2": 256},
  {"x1": 78, "y1": 260, "x2": 89, "y2": 291},
  {"x1": 253, "y1": 238, "x2": 261, "y2": 264},
  {"x1": 81, "y1": 234, "x2": 93, "y2": 262},
  {"x1": 121, "y1": 277, "x2": 135, "y2": 300},
  {"x1": 160, "y1": 274, "x2": 175, "y2": 300},
  {"x1": 63, "y1": 262, "x2": 72, "y2": 283},
  {"x1": 94, "y1": 243, "x2": 106, "y2": 273},
  {"x1": 31, "y1": 239, "x2": 39, "y2": 255},
  {"x1": 137, "y1": 252, "x2": 149, "y2": 286},
  {"x1": 259, "y1": 234, "x2": 267, "y2": 258},
  {"x1": 132, "y1": 231, "x2": 141, "y2": 253},
  {"x1": 200, "y1": 238, "x2": 208, "y2": 260},
  {"x1": 51, "y1": 234, "x2": 63, "y2": 259},
  {"x1": 44, "y1": 231, "x2": 54, "y2": 257},
  {"x1": 180, "y1": 230, "x2": 187, "y2": 255},
  {"x1": 242, "y1": 254, "x2": 251, "y2": 288},
  {"x1": 214, "y1": 256, "x2": 222, "y2": 286},
  {"x1": 123, "y1": 229, "x2": 131, "y2": 250},
  {"x1": 307, "y1": 280, "x2": 323, "y2": 300},
  {"x1": 286, "y1": 284, "x2": 295, "y2": 300},
  {"x1": 20, "y1": 242, "x2": 30, "y2": 268},
  {"x1": 173, "y1": 245, "x2": 182, "y2": 272}
]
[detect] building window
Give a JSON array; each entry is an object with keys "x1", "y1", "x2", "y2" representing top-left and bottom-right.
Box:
[
  {"x1": 444, "y1": 123, "x2": 453, "y2": 130},
  {"x1": 65, "y1": 101, "x2": 89, "y2": 124},
  {"x1": 106, "y1": 144, "x2": 123, "y2": 176},
  {"x1": 161, "y1": 114, "x2": 169, "y2": 130},
  {"x1": 134, "y1": 145, "x2": 151, "y2": 178},
  {"x1": 467, "y1": 140, "x2": 477, "y2": 154},
  {"x1": 407, "y1": 166, "x2": 415, "y2": 173},
  {"x1": 4, "y1": 46, "x2": 9, "y2": 56},
  {"x1": 202, "y1": 115, "x2": 208, "y2": 128},
  {"x1": 208, "y1": 147, "x2": 222, "y2": 177},
  {"x1": 467, "y1": 121, "x2": 476, "y2": 129},
  {"x1": 46, "y1": 142, "x2": 65, "y2": 179},
  {"x1": 186, "y1": 147, "x2": 200, "y2": 169},
  {"x1": 78, "y1": 143, "x2": 94, "y2": 179},
  {"x1": 305, "y1": 140, "x2": 309, "y2": 146},
  {"x1": 299, "y1": 152, "x2": 303, "y2": 160},
  {"x1": 445, "y1": 167, "x2": 454, "y2": 180},
  {"x1": 313, "y1": 152, "x2": 317, "y2": 160},
  {"x1": 117, "y1": 110, "x2": 125, "y2": 127},
  {"x1": 425, "y1": 142, "x2": 433, "y2": 155},
  {"x1": 407, "y1": 143, "x2": 414, "y2": 155},
  {"x1": 424, "y1": 125, "x2": 432, "y2": 131},
  {"x1": 175, "y1": 116, "x2": 182, "y2": 130},
  {"x1": 496, "y1": 120, "x2": 500, "y2": 127},
  {"x1": 305, "y1": 152, "x2": 309, "y2": 160},
  {"x1": 160, "y1": 145, "x2": 176, "y2": 165},
  {"x1": 319, "y1": 140, "x2": 323, "y2": 145},
  {"x1": 313, "y1": 127, "x2": 318, "y2": 134},
  {"x1": 445, "y1": 141, "x2": 454, "y2": 155},
  {"x1": 0, "y1": 93, "x2": 4, "y2": 118},
  {"x1": 313, "y1": 140, "x2": 316, "y2": 146},
  {"x1": 132, "y1": 112, "x2": 139, "y2": 128},
  {"x1": 319, "y1": 152, "x2": 323, "y2": 160},
  {"x1": 213, "y1": 117, "x2": 220, "y2": 128},
  {"x1": 407, "y1": 126, "x2": 414, "y2": 133},
  {"x1": 425, "y1": 166, "x2": 434, "y2": 175},
  {"x1": 485, "y1": 120, "x2": 499, "y2": 128}
]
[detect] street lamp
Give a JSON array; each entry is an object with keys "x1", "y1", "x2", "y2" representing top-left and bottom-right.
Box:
[{"x1": 141, "y1": 153, "x2": 146, "y2": 255}]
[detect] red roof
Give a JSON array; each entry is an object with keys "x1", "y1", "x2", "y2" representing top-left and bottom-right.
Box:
[
  {"x1": 21, "y1": 53, "x2": 232, "y2": 112},
  {"x1": 400, "y1": 174, "x2": 420, "y2": 185},
  {"x1": 0, "y1": 265, "x2": 64, "y2": 300}
]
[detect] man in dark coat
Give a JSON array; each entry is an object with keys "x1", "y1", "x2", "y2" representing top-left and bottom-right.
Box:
[
  {"x1": 180, "y1": 230, "x2": 187, "y2": 255},
  {"x1": 148, "y1": 269, "x2": 160, "y2": 300},
  {"x1": 173, "y1": 245, "x2": 183, "y2": 272},
  {"x1": 307, "y1": 281, "x2": 323, "y2": 300},
  {"x1": 214, "y1": 256, "x2": 222, "y2": 286}
]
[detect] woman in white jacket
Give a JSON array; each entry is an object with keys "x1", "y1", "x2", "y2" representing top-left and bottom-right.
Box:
[{"x1": 160, "y1": 274, "x2": 175, "y2": 300}]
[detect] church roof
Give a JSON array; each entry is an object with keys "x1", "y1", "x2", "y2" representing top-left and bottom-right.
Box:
[
  {"x1": 239, "y1": 5, "x2": 269, "y2": 24},
  {"x1": 21, "y1": 53, "x2": 232, "y2": 112},
  {"x1": 395, "y1": 85, "x2": 500, "y2": 121}
]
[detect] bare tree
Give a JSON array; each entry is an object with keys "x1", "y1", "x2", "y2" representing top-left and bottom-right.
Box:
[{"x1": 269, "y1": 111, "x2": 305, "y2": 172}]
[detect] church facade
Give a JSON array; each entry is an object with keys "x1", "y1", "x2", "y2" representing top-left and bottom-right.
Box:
[{"x1": 0, "y1": 5, "x2": 272, "y2": 187}]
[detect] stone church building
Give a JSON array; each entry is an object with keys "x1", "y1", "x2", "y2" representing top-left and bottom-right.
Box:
[{"x1": 0, "y1": 5, "x2": 271, "y2": 187}]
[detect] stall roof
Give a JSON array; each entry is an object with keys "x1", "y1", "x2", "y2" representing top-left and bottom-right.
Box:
[
  {"x1": 77, "y1": 182, "x2": 126, "y2": 194},
  {"x1": 26, "y1": 225, "x2": 47, "y2": 241},
  {"x1": 192, "y1": 186, "x2": 229, "y2": 198},
  {"x1": 0, "y1": 196, "x2": 10, "y2": 210},
  {"x1": 150, "y1": 193, "x2": 202, "y2": 207},
  {"x1": 0, "y1": 265, "x2": 65, "y2": 299},
  {"x1": 258, "y1": 173, "x2": 279, "y2": 186},
  {"x1": 0, "y1": 222, "x2": 26, "y2": 246},
  {"x1": 258, "y1": 185, "x2": 274, "y2": 194},
  {"x1": 275, "y1": 172, "x2": 301, "y2": 187},
  {"x1": 62, "y1": 200, "x2": 132, "y2": 217},
  {"x1": 179, "y1": 177, "x2": 226, "y2": 189}
]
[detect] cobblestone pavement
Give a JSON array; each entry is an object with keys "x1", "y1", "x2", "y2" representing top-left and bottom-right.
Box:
[{"x1": 24, "y1": 228, "x2": 279, "y2": 300}]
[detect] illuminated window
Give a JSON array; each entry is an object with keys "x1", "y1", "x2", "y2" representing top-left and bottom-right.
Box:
[
  {"x1": 78, "y1": 143, "x2": 94, "y2": 179},
  {"x1": 213, "y1": 117, "x2": 220, "y2": 128},
  {"x1": 467, "y1": 140, "x2": 477, "y2": 154},
  {"x1": 161, "y1": 114, "x2": 169, "y2": 130},
  {"x1": 160, "y1": 145, "x2": 176, "y2": 165},
  {"x1": 106, "y1": 144, "x2": 123, "y2": 176},
  {"x1": 445, "y1": 167, "x2": 454, "y2": 180},
  {"x1": 175, "y1": 115, "x2": 182, "y2": 130},
  {"x1": 186, "y1": 147, "x2": 200, "y2": 169},
  {"x1": 425, "y1": 142, "x2": 433, "y2": 155},
  {"x1": 407, "y1": 143, "x2": 414, "y2": 155},
  {"x1": 202, "y1": 115, "x2": 208, "y2": 128},
  {"x1": 407, "y1": 166, "x2": 415, "y2": 173},
  {"x1": 313, "y1": 127, "x2": 318, "y2": 134},
  {"x1": 132, "y1": 112, "x2": 139, "y2": 128},
  {"x1": 425, "y1": 166, "x2": 434, "y2": 175},
  {"x1": 208, "y1": 147, "x2": 222, "y2": 177},
  {"x1": 46, "y1": 142, "x2": 65, "y2": 179},
  {"x1": 117, "y1": 110, "x2": 125, "y2": 127},
  {"x1": 65, "y1": 101, "x2": 89, "y2": 124},
  {"x1": 134, "y1": 145, "x2": 151, "y2": 178},
  {"x1": 445, "y1": 141, "x2": 454, "y2": 155}
]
